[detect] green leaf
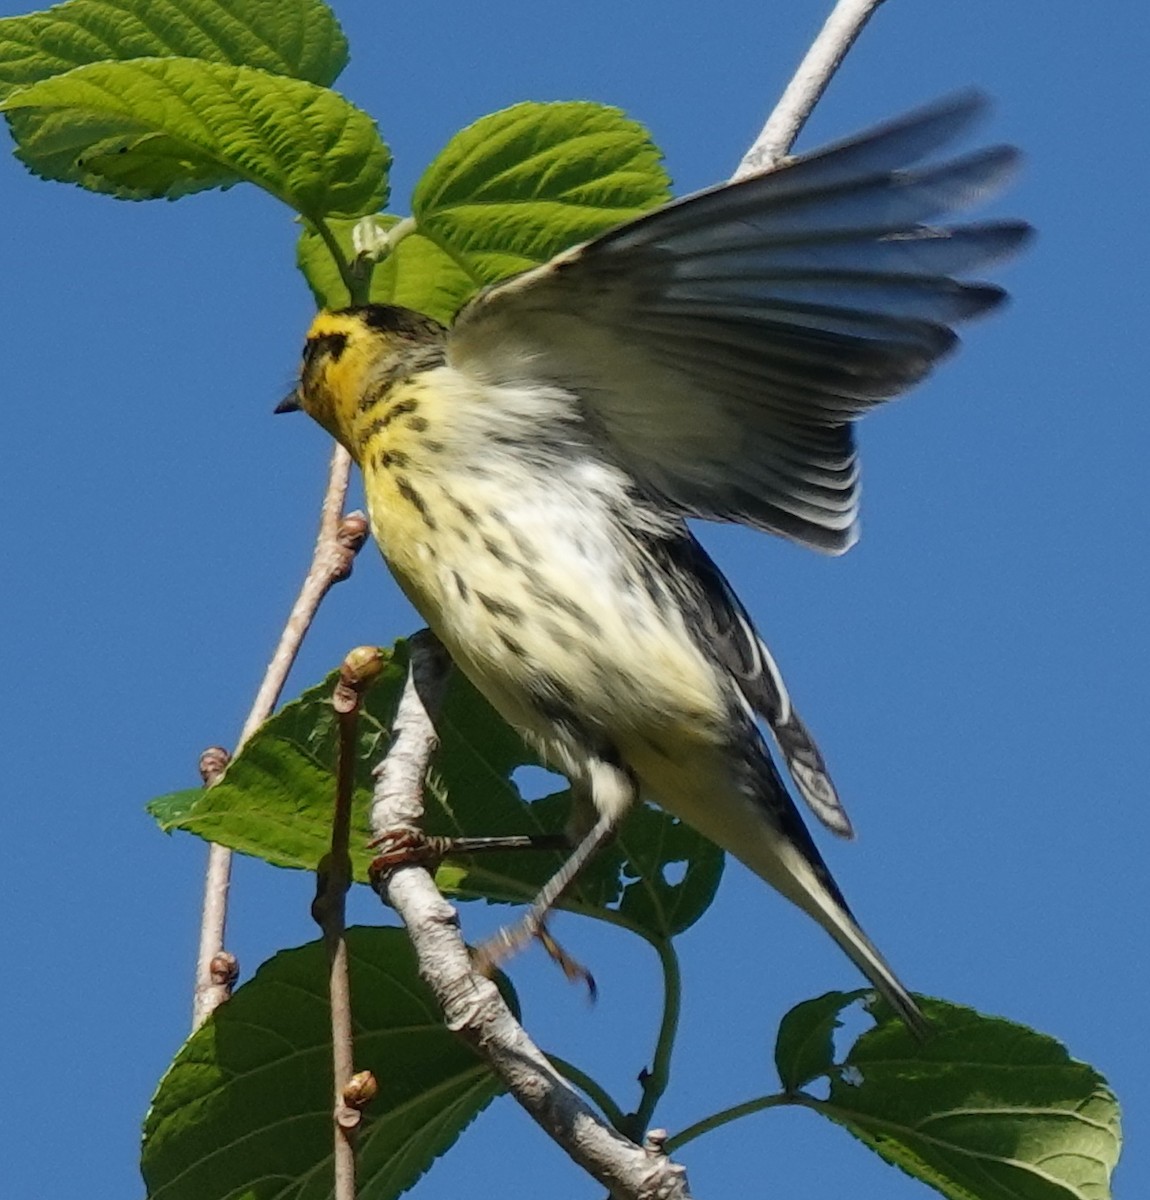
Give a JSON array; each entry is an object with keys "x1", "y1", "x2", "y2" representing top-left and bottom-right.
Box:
[
  {"x1": 296, "y1": 102, "x2": 670, "y2": 319},
  {"x1": 148, "y1": 649, "x2": 406, "y2": 873},
  {"x1": 775, "y1": 990, "x2": 861, "y2": 1092},
  {"x1": 605, "y1": 800, "x2": 723, "y2": 937},
  {"x1": 0, "y1": 0, "x2": 348, "y2": 100},
  {"x1": 802, "y1": 996, "x2": 1121, "y2": 1200},
  {"x1": 2, "y1": 57, "x2": 387, "y2": 213},
  {"x1": 142, "y1": 927, "x2": 506, "y2": 1200},
  {"x1": 411, "y1": 101, "x2": 670, "y2": 290},
  {"x1": 149, "y1": 640, "x2": 722, "y2": 939}
]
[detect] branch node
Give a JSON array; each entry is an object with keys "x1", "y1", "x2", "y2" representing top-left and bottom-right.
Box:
[
  {"x1": 342, "y1": 1070, "x2": 379, "y2": 1111},
  {"x1": 643, "y1": 1128, "x2": 669, "y2": 1156},
  {"x1": 328, "y1": 512, "x2": 370, "y2": 583},
  {"x1": 333, "y1": 645, "x2": 385, "y2": 713},
  {"x1": 208, "y1": 951, "x2": 239, "y2": 990},
  {"x1": 198, "y1": 745, "x2": 230, "y2": 786},
  {"x1": 337, "y1": 510, "x2": 370, "y2": 549},
  {"x1": 335, "y1": 1103, "x2": 362, "y2": 1130}
]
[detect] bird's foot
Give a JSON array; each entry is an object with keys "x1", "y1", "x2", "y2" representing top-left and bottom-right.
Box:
[{"x1": 473, "y1": 914, "x2": 596, "y2": 997}]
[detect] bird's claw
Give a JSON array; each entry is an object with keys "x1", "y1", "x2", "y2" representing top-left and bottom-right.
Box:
[
  {"x1": 367, "y1": 827, "x2": 451, "y2": 889},
  {"x1": 473, "y1": 916, "x2": 596, "y2": 999}
]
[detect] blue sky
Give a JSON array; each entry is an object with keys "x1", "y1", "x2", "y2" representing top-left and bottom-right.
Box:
[{"x1": 1, "y1": 1, "x2": 1146, "y2": 1196}]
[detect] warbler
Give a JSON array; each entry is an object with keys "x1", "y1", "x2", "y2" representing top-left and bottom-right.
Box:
[{"x1": 282, "y1": 93, "x2": 1029, "y2": 1034}]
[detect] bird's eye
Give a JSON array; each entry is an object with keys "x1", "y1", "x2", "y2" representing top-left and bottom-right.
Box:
[{"x1": 302, "y1": 331, "x2": 349, "y2": 366}]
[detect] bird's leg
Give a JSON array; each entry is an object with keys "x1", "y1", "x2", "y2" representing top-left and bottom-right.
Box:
[
  {"x1": 473, "y1": 753, "x2": 636, "y2": 977},
  {"x1": 472, "y1": 811, "x2": 617, "y2": 978},
  {"x1": 368, "y1": 823, "x2": 601, "y2": 990}
]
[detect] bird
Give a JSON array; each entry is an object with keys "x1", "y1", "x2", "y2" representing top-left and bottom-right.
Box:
[{"x1": 280, "y1": 92, "x2": 1031, "y2": 1035}]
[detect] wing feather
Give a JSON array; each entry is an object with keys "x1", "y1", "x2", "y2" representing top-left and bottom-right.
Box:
[
  {"x1": 657, "y1": 530, "x2": 853, "y2": 834},
  {"x1": 449, "y1": 91, "x2": 1032, "y2": 552}
]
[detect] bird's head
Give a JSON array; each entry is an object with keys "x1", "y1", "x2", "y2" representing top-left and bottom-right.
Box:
[{"x1": 280, "y1": 304, "x2": 448, "y2": 450}]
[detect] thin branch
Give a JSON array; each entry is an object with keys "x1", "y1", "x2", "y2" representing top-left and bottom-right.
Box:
[
  {"x1": 192, "y1": 749, "x2": 236, "y2": 1023},
  {"x1": 191, "y1": 444, "x2": 368, "y2": 1031},
  {"x1": 316, "y1": 648, "x2": 385, "y2": 1200},
  {"x1": 237, "y1": 446, "x2": 362, "y2": 748},
  {"x1": 371, "y1": 633, "x2": 693, "y2": 1200},
  {"x1": 734, "y1": 0, "x2": 886, "y2": 179}
]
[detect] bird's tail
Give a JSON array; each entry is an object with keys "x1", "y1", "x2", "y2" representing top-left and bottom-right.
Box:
[{"x1": 729, "y1": 752, "x2": 929, "y2": 1037}]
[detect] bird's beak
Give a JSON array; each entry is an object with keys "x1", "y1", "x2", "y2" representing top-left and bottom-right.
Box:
[{"x1": 275, "y1": 388, "x2": 302, "y2": 414}]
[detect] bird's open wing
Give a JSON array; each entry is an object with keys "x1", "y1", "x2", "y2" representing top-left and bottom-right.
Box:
[{"x1": 448, "y1": 91, "x2": 1032, "y2": 553}]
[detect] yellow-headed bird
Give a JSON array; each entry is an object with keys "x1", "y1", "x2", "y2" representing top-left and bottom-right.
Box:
[{"x1": 283, "y1": 93, "x2": 1030, "y2": 1034}]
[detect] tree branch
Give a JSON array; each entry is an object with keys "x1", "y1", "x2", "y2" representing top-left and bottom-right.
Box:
[
  {"x1": 192, "y1": 444, "x2": 368, "y2": 1030},
  {"x1": 371, "y1": 633, "x2": 693, "y2": 1200},
  {"x1": 734, "y1": 0, "x2": 885, "y2": 178}
]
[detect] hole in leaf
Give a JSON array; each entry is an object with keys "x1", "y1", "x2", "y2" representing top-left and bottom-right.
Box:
[
  {"x1": 510, "y1": 764, "x2": 568, "y2": 801},
  {"x1": 661, "y1": 860, "x2": 687, "y2": 886},
  {"x1": 832, "y1": 994, "x2": 878, "y2": 1061}
]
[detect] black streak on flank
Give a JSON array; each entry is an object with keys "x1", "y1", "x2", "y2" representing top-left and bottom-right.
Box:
[
  {"x1": 453, "y1": 571, "x2": 470, "y2": 601},
  {"x1": 482, "y1": 536, "x2": 513, "y2": 567},
  {"x1": 395, "y1": 477, "x2": 437, "y2": 529},
  {"x1": 524, "y1": 577, "x2": 602, "y2": 635},
  {"x1": 497, "y1": 630, "x2": 528, "y2": 659},
  {"x1": 407, "y1": 415, "x2": 430, "y2": 433},
  {"x1": 378, "y1": 448, "x2": 410, "y2": 470},
  {"x1": 381, "y1": 397, "x2": 419, "y2": 424},
  {"x1": 476, "y1": 592, "x2": 524, "y2": 623},
  {"x1": 360, "y1": 390, "x2": 420, "y2": 418},
  {"x1": 357, "y1": 391, "x2": 375, "y2": 414},
  {"x1": 509, "y1": 530, "x2": 541, "y2": 564},
  {"x1": 451, "y1": 498, "x2": 479, "y2": 525},
  {"x1": 535, "y1": 673, "x2": 577, "y2": 706},
  {"x1": 640, "y1": 733, "x2": 674, "y2": 761}
]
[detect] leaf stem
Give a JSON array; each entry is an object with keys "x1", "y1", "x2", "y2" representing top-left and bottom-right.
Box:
[
  {"x1": 313, "y1": 215, "x2": 367, "y2": 305},
  {"x1": 627, "y1": 936, "x2": 682, "y2": 1138},
  {"x1": 666, "y1": 1093, "x2": 793, "y2": 1152}
]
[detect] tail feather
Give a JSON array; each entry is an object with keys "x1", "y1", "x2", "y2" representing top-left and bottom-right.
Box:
[{"x1": 738, "y1": 751, "x2": 928, "y2": 1037}]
